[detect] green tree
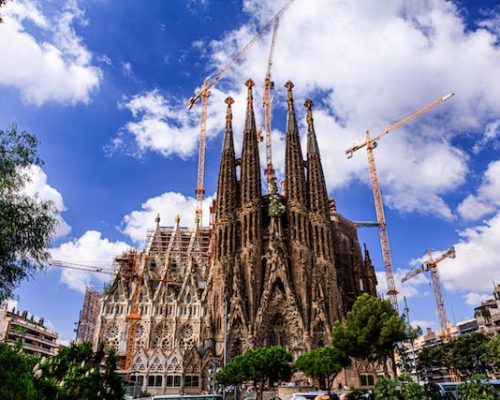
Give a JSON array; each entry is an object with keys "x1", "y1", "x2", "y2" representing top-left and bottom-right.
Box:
[
  {"x1": 481, "y1": 334, "x2": 500, "y2": 371},
  {"x1": 0, "y1": 126, "x2": 56, "y2": 301},
  {"x1": 332, "y1": 294, "x2": 406, "y2": 377},
  {"x1": 373, "y1": 378, "x2": 399, "y2": 400},
  {"x1": 34, "y1": 342, "x2": 124, "y2": 400},
  {"x1": 0, "y1": 343, "x2": 38, "y2": 400},
  {"x1": 295, "y1": 346, "x2": 349, "y2": 392},
  {"x1": 445, "y1": 333, "x2": 490, "y2": 378},
  {"x1": 456, "y1": 374, "x2": 498, "y2": 400},
  {"x1": 417, "y1": 345, "x2": 447, "y2": 382},
  {"x1": 216, "y1": 346, "x2": 292, "y2": 400}
]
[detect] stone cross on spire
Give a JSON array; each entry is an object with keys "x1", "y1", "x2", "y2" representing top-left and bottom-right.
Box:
[
  {"x1": 285, "y1": 80, "x2": 294, "y2": 111},
  {"x1": 245, "y1": 79, "x2": 254, "y2": 110},
  {"x1": 225, "y1": 96, "x2": 234, "y2": 129}
]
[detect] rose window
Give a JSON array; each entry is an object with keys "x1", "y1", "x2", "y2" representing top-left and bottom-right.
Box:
[
  {"x1": 104, "y1": 322, "x2": 120, "y2": 340},
  {"x1": 179, "y1": 323, "x2": 195, "y2": 349},
  {"x1": 152, "y1": 321, "x2": 171, "y2": 348}
]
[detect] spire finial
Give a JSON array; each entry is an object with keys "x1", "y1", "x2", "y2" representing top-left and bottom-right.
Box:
[
  {"x1": 304, "y1": 99, "x2": 314, "y2": 129},
  {"x1": 245, "y1": 79, "x2": 254, "y2": 110},
  {"x1": 285, "y1": 81, "x2": 294, "y2": 110},
  {"x1": 225, "y1": 96, "x2": 234, "y2": 129},
  {"x1": 175, "y1": 214, "x2": 180, "y2": 224},
  {"x1": 155, "y1": 213, "x2": 161, "y2": 225}
]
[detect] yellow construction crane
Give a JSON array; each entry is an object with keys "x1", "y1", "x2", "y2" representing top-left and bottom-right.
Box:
[
  {"x1": 346, "y1": 92, "x2": 455, "y2": 310},
  {"x1": 187, "y1": 0, "x2": 295, "y2": 222},
  {"x1": 402, "y1": 247, "x2": 456, "y2": 330}
]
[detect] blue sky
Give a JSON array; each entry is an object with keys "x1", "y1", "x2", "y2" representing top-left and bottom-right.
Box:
[{"x1": 1, "y1": 0, "x2": 499, "y2": 343}]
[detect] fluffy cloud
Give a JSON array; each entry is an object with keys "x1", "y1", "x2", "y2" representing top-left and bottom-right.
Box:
[
  {"x1": 411, "y1": 320, "x2": 438, "y2": 332},
  {"x1": 457, "y1": 160, "x2": 500, "y2": 221},
  {"x1": 121, "y1": 191, "x2": 214, "y2": 243},
  {"x1": 463, "y1": 292, "x2": 491, "y2": 307},
  {"x1": 50, "y1": 230, "x2": 130, "y2": 293},
  {"x1": 376, "y1": 267, "x2": 430, "y2": 300},
  {"x1": 433, "y1": 211, "x2": 500, "y2": 294},
  {"x1": 0, "y1": 0, "x2": 101, "y2": 105},
  {"x1": 166, "y1": 0, "x2": 498, "y2": 218},
  {"x1": 111, "y1": 84, "x2": 253, "y2": 159},
  {"x1": 21, "y1": 165, "x2": 71, "y2": 238}
]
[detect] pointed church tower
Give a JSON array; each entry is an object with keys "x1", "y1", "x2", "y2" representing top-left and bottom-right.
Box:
[
  {"x1": 284, "y1": 81, "x2": 311, "y2": 328},
  {"x1": 210, "y1": 97, "x2": 239, "y2": 356},
  {"x1": 305, "y1": 100, "x2": 342, "y2": 332},
  {"x1": 239, "y1": 79, "x2": 263, "y2": 321}
]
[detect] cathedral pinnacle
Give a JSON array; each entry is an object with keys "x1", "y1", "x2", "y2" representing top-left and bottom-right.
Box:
[
  {"x1": 225, "y1": 96, "x2": 234, "y2": 128},
  {"x1": 245, "y1": 79, "x2": 255, "y2": 111},
  {"x1": 285, "y1": 81, "x2": 295, "y2": 111},
  {"x1": 305, "y1": 99, "x2": 320, "y2": 155}
]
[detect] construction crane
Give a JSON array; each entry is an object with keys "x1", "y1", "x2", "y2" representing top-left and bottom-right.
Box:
[
  {"x1": 402, "y1": 247, "x2": 456, "y2": 330},
  {"x1": 50, "y1": 260, "x2": 116, "y2": 275},
  {"x1": 187, "y1": 0, "x2": 295, "y2": 222},
  {"x1": 346, "y1": 92, "x2": 455, "y2": 310},
  {"x1": 260, "y1": 18, "x2": 280, "y2": 192}
]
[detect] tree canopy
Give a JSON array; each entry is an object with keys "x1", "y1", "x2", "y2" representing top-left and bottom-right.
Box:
[
  {"x1": 0, "y1": 126, "x2": 56, "y2": 301},
  {"x1": 216, "y1": 346, "x2": 292, "y2": 400},
  {"x1": 0, "y1": 341, "x2": 123, "y2": 400},
  {"x1": 295, "y1": 346, "x2": 350, "y2": 392},
  {"x1": 332, "y1": 293, "x2": 406, "y2": 376}
]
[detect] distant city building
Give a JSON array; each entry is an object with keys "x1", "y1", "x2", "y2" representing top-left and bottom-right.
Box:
[
  {"x1": 475, "y1": 283, "x2": 500, "y2": 335},
  {"x1": 0, "y1": 302, "x2": 58, "y2": 357},
  {"x1": 92, "y1": 82, "x2": 378, "y2": 395},
  {"x1": 76, "y1": 287, "x2": 102, "y2": 343}
]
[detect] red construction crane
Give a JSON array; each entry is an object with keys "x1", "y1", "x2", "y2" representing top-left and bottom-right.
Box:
[
  {"x1": 187, "y1": 0, "x2": 295, "y2": 223},
  {"x1": 402, "y1": 247, "x2": 456, "y2": 330},
  {"x1": 346, "y1": 92, "x2": 455, "y2": 310}
]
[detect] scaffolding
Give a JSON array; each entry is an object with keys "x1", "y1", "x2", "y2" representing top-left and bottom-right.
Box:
[{"x1": 76, "y1": 287, "x2": 102, "y2": 343}]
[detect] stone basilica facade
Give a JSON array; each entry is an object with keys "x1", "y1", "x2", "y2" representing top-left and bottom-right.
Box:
[{"x1": 94, "y1": 80, "x2": 377, "y2": 394}]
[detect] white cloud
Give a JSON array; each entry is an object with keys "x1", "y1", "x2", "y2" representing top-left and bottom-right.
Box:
[
  {"x1": 435, "y1": 211, "x2": 500, "y2": 294},
  {"x1": 111, "y1": 85, "x2": 254, "y2": 159},
  {"x1": 457, "y1": 160, "x2": 500, "y2": 221},
  {"x1": 411, "y1": 320, "x2": 438, "y2": 332},
  {"x1": 154, "y1": 0, "x2": 498, "y2": 218},
  {"x1": 121, "y1": 191, "x2": 214, "y2": 243},
  {"x1": 0, "y1": 0, "x2": 101, "y2": 105},
  {"x1": 5, "y1": 298, "x2": 19, "y2": 311},
  {"x1": 21, "y1": 165, "x2": 71, "y2": 238},
  {"x1": 472, "y1": 119, "x2": 500, "y2": 153},
  {"x1": 463, "y1": 292, "x2": 491, "y2": 307},
  {"x1": 50, "y1": 231, "x2": 130, "y2": 293},
  {"x1": 376, "y1": 267, "x2": 430, "y2": 300}
]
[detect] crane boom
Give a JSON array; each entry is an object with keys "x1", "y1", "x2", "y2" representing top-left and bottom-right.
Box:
[
  {"x1": 402, "y1": 247, "x2": 455, "y2": 330},
  {"x1": 346, "y1": 92, "x2": 455, "y2": 158},
  {"x1": 188, "y1": 0, "x2": 295, "y2": 223},
  {"x1": 263, "y1": 18, "x2": 280, "y2": 192},
  {"x1": 345, "y1": 92, "x2": 455, "y2": 311},
  {"x1": 50, "y1": 260, "x2": 115, "y2": 275}
]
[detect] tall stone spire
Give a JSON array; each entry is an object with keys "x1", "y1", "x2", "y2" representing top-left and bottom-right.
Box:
[
  {"x1": 305, "y1": 99, "x2": 330, "y2": 219},
  {"x1": 239, "y1": 79, "x2": 263, "y2": 321},
  {"x1": 284, "y1": 81, "x2": 311, "y2": 328},
  {"x1": 240, "y1": 79, "x2": 261, "y2": 205},
  {"x1": 284, "y1": 81, "x2": 307, "y2": 206},
  {"x1": 215, "y1": 96, "x2": 238, "y2": 223}
]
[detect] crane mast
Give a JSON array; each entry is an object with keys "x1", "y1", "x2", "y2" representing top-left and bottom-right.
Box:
[
  {"x1": 346, "y1": 92, "x2": 455, "y2": 311},
  {"x1": 188, "y1": 0, "x2": 295, "y2": 222},
  {"x1": 402, "y1": 247, "x2": 455, "y2": 330},
  {"x1": 262, "y1": 18, "x2": 280, "y2": 192}
]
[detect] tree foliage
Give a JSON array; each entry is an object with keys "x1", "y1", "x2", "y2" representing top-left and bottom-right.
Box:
[
  {"x1": 295, "y1": 346, "x2": 349, "y2": 392},
  {"x1": 456, "y1": 374, "x2": 499, "y2": 400},
  {"x1": 0, "y1": 126, "x2": 56, "y2": 301},
  {"x1": 417, "y1": 332, "x2": 492, "y2": 380},
  {"x1": 216, "y1": 346, "x2": 292, "y2": 400},
  {"x1": 0, "y1": 342, "x2": 123, "y2": 400},
  {"x1": 481, "y1": 334, "x2": 500, "y2": 371},
  {"x1": 34, "y1": 342, "x2": 123, "y2": 400},
  {"x1": 0, "y1": 343, "x2": 39, "y2": 400},
  {"x1": 332, "y1": 294, "x2": 406, "y2": 376}
]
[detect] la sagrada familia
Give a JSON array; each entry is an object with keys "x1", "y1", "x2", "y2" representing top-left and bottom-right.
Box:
[{"x1": 93, "y1": 81, "x2": 378, "y2": 395}]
